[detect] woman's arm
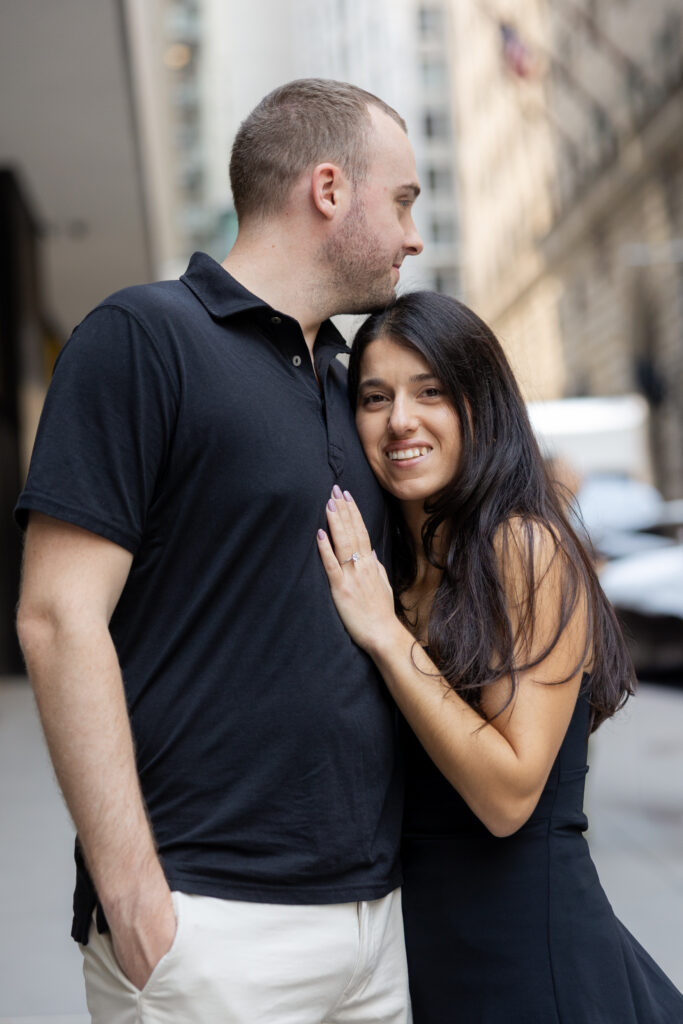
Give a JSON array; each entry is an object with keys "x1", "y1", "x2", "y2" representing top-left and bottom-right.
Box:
[{"x1": 317, "y1": 492, "x2": 587, "y2": 837}]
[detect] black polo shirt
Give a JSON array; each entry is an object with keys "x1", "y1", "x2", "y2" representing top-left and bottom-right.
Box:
[{"x1": 16, "y1": 252, "x2": 402, "y2": 943}]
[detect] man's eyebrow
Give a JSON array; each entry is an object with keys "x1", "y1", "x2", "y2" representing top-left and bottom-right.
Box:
[{"x1": 397, "y1": 183, "x2": 421, "y2": 199}]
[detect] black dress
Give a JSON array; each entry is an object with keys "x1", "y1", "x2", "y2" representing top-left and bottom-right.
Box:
[{"x1": 401, "y1": 692, "x2": 683, "y2": 1023}]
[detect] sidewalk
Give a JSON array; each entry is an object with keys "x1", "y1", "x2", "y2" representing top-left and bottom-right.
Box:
[
  {"x1": 586, "y1": 679, "x2": 683, "y2": 987},
  {"x1": 1, "y1": 675, "x2": 682, "y2": 1020},
  {"x1": 0, "y1": 678, "x2": 88, "y2": 1023}
]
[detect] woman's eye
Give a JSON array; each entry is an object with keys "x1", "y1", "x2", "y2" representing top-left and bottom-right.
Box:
[
  {"x1": 360, "y1": 393, "x2": 387, "y2": 406},
  {"x1": 421, "y1": 387, "x2": 442, "y2": 398}
]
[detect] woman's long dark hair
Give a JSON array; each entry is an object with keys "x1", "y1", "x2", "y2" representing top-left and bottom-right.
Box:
[{"x1": 349, "y1": 291, "x2": 635, "y2": 731}]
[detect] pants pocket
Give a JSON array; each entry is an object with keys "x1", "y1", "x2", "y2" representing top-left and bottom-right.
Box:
[
  {"x1": 136, "y1": 890, "x2": 186, "y2": 996},
  {"x1": 82, "y1": 891, "x2": 186, "y2": 1000}
]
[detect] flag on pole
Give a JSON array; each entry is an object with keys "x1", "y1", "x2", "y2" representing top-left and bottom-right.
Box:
[{"x1": 499, "y1": 21, "x2": 539, "y2": 78}]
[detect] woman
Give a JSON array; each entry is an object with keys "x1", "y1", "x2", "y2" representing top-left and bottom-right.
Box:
[{"x1": 316, "y1": 292, "x2": 683, "y2": 1022}]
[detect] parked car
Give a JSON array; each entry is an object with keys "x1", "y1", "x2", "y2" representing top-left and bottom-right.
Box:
[{"x1": 527, "y1": 396, "x2": 683, "y2": 677}]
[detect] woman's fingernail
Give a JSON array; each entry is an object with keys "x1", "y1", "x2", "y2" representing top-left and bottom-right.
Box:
[
  {"x1": 317, "y1": 529, "x2": 326, "y2": 540},
  {"x1": 328, "y1": 499, "x2": 337, "y2": 512},
  {"x1": 343, "y1": 490, "x2": 353, "y2": 502},
  {"x1": 332, "y1": 484, "x2": 343, "y2": 499}
]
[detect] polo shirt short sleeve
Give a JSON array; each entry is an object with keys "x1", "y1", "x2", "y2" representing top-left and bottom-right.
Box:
[{"x1": 16, "y1": 304, "x2": 177, "y2": 552}]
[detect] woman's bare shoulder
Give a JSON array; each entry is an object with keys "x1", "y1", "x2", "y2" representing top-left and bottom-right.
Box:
[{"x1": 492, "y1": 516, "x2": 564, "y2": 578}]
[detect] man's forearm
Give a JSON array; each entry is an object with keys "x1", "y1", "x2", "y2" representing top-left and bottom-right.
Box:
[
  {"x1": 20, "y1": 615, "x2": 176, "y2": 985},
  {"x1": 21, "y1": 617, "x2": 159, "y2": 895}
]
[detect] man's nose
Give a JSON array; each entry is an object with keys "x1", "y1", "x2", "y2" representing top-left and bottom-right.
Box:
[{"x1": 405, "y1": 216, "x2": 424, "y2": 256}]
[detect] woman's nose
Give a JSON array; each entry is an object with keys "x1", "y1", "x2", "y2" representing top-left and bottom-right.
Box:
[{"x1": 388, "y1": 396, "x2": 418, "y2": 435}]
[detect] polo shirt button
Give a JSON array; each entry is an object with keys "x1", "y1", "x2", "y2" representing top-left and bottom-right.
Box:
[
  {"x1": 271, "y1": 315, "x2": 282, "y2": 324},
  {"x1": 292, "y1": 354, "x2": 302, "y2": 367}
]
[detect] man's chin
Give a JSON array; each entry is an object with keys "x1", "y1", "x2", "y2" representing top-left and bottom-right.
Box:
[{"x1": 346, "y1": 285, "x2": 397, "y2": 316}]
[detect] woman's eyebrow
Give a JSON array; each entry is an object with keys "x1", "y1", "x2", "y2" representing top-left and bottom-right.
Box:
[{"x1": 359, "y1": 372, "x2": 438, "y2": 388}]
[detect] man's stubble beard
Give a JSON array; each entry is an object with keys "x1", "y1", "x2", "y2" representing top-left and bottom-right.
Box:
[{"x1": 321, "y1": 193, "x2": 399, "y2": 316}]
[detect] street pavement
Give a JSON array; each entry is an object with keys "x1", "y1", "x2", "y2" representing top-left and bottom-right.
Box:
[{"x1": 1, "y1": 675, "x2": 682, "y2": 1022}]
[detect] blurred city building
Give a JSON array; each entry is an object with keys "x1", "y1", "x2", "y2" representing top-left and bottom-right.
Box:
[
  {"x1": 136, "y1": 0, "x2": 462, "y2": 294},
  {"x1": 0, "y1": 0, "x2": 154, "y2": 672},
  {"x1": 449, "y1": 0, "x2": 683, "y2": 499},
  {"x1": 449, "y1": 0, "x2": 564, "y2": 401},
  {"x1": 544, "y1": 0, "x2": 683, "y2": 501}
]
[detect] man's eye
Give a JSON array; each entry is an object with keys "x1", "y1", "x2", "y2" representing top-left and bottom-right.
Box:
[
  {"x1": 421, "y1": 387, "x2": 442, "y2": 398},
  {"x1": 361, "y1": 393, "x2": 387, "y2": 406}
]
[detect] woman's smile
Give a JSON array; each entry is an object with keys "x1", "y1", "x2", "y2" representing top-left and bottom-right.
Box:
[{"x1": 385, "y1": 443, "x2": 433, "y2": 463}]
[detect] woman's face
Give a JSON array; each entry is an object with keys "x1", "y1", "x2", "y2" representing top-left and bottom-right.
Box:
[{"x1": 354, "y1": 335, "x2": 462, "y2": 509}]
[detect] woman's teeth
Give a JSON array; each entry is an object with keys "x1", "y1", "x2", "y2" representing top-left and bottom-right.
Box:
[{"x1": 387, "y1": 447, "x2": 430, "y2": 461}]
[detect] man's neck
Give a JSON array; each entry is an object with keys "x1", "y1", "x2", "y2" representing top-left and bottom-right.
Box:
[{"x1": 222, "y1": 232, "x2": 327, "y2": 354}]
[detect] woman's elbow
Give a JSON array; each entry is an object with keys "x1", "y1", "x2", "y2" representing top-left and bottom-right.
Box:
[{"x1": 479, "y1": 793, "x2": 540, "y2": 838}]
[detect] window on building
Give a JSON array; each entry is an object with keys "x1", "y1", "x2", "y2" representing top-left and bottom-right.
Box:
[
  {"x1": 165, "y1": 2, "x2": 201, "y2": 43},
  {"x1": 433, "y1": 270, "x2": 459, "y2": 296},
  {"x1": 591, "y1": 104, "x2": 616, "y2": 160},
  {"x1": 177, "y1": 157, "x2": 204, "y2": 198},
  {"x1": 654, "y1": 11, "x2": 682, "y2": 66},
  {"x1": 423, "y1": 110, "x2": 450, "y2": 140},
  {"x1": 625, "y1": 64, "x2": 647, "y2": 106},
  {"x1": 427, "y1": 166, "x2": 453, "y2": 194},
  {"x1": 172, "y1": 80, "x2": 200, "y2": 110},
  {"x1": 418, "y1": 6, "x2": 444, "y2": 38},
  {"x1": 573, "y1": 277, "x2": 588, "y2": 316},
  {"x1": 420, "y1": 56, "x2": 448, "y2": 89},
  {"x1": 174, "y1": 123, "x2": 200, "y2": 150},
  {"x1": 431, "y1": 219, "x2": 456, "y2": 244}
]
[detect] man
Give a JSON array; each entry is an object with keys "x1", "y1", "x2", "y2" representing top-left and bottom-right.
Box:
[{"x1": 16, "y1": 79, "x2": 422, "y2": 1022}]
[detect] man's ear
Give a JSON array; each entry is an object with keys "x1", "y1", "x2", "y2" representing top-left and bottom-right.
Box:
[{"x1": 311, "y1": 162, "x2": 349, "y2": 220}]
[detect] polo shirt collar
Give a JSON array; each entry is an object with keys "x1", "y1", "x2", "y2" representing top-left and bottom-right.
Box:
[
  {"x1": 180, "y1": 251, "x2": 349, "y2": 354},
  {"x1": 181, "y1": 251, "x2": 266, "y2": 318}
]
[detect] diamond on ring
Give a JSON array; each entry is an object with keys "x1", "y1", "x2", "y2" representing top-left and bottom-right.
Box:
[{"x1": 341, "y1": 551, "x2": 361, "y2": 565}]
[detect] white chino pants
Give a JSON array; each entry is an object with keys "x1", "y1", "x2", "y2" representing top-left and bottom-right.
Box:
[{"x1": 81, "y1": 888, "x2": 411, "y2": 1023}]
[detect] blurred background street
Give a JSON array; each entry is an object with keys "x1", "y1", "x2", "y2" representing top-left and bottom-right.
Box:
[{"x1": 1, "y1": 0, "x2": 682, "y2": 1017}]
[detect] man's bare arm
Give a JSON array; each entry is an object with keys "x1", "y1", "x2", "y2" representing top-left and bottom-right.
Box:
[{"x1": 16, "y1": 512, "x2": 176, "y2": 989}]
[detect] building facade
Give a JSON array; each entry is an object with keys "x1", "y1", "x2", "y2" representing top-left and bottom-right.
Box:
[
  {"x1": 543, "y1": 1, "x2": 683, "y2": 497},
  {"x1": 449, "y1": 0, "x2": 683, "y2": 496}
]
